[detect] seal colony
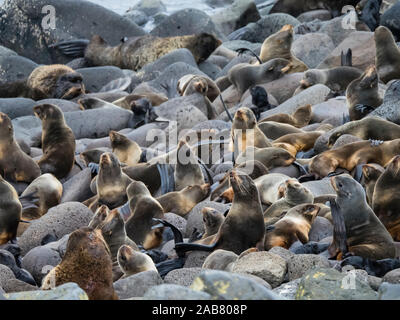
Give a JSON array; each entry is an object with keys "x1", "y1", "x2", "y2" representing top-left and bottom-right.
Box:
[{"x1": 0, "y1": 0, "x2": 400, "y2": 301}]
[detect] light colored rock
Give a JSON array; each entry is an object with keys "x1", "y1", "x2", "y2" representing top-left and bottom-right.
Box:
[
  {"x1": 113, "y1": 270, "x2": 163, "y2": 299},
  {"x1": 287, "y1": 254, "x2": 330, "y2": 281},
  {"x1": 164, "y1": 268, "x2": 202, "y2": 287}
]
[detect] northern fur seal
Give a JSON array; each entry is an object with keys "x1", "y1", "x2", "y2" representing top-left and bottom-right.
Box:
[
  {"x1": 231, "y1": 107, "x2": 272, "y2": 153},
  {"x1": 177, "y1": 74, "x2": 220, "y2": 102},
  {"x1": 327, "y1": 117, "x2": 400, "y2": 147},
  {"x1": 124, "y1": 181, "x2": 164, "y2": 248},
  {"x1": 156, "y1": 183, "x2": 210, "y2": 217},
  {"x1": 260, "y1": 25, "x2": 308, "y2": 73},
  {"x1": 258, "y1": 121, "x2": 303, "y2": 140},
  {"x1": 372, "y1": 155, "x2": 400, "y2": 241},
  {"x1": 346, "y1": 65, "x2": 382, "y2": 120},
  {"x1": 0, "y1": 65, "x2": 85, "y2": 100},
  {"x1": 273, "y1": 131, "x2": 323, "y2": 157},
  {"x1": 0, "y1": 174, "x2": 21, "y2": 245},
  {"x1": 260, "y1": 104, "x2": 312, "y2": 128},
  {"x1": 374, "y1": 26, "x2": 400, "y2": 84},
  {"x1": 309, "y1": 139, "x2": 400, "y2": 179},
  {"x1": 0, "y1": 112, "x2": 40, "y2": 183},
  {"x1": 109, "y1": 131, "x2": 142, "y2": 167},
  {"x1": 55, "y1": 33, "x2": 222, "y2": 71},
  {"x1": 236, "y1": 146, "x2": 295, "y2": 169},
  {"x1": 33, "y1": 104, "x2": 76, "y2": 179},
  {"x1": 42, "y1": 227, "x2": 118, "y2": 300},
  {"x1": 201, "y1": 207, "x2": 225, "y2": 239},
  {"x1": 329, "y1": 174, "x2": 396, "y2": 260},
  {"x1": 175, "y1": 171, "x2": 265, "y2": 255},
  {"x1": 117, "y1": 245, "x2": 157, "y2": 277},
  {"x1": 264, "y1": 203, "x2": 320, "y2": 250},
  {"x1": 361, "y1": 163, "x2": 384, "y2": 206}
]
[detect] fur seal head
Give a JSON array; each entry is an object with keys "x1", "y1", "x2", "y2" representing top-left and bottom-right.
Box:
[{"x1": 117, "y1": 244, "x2": 157, "y2": 276}]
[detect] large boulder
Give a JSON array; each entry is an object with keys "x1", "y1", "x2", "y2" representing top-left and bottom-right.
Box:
[
  {"x1": 19, "y1": 202, "x2": 93, "y2": 255},
  {"x1": 378, "y1": 282, "x2": 400, "y2": 300},
  {"x1": 131, "y1": 0, "x2": 167, "y2": 17},
  {"x1": 287, "y1": 254, "x2": 330, "y2": 281},
  {"x1": 143, "y1": 284, "x2": 212, "y2": 300},
  {"x1": 164, "y1": 268, "x2": 203, "y2": 287},
  {"x1": 368, "y1": 80, "x2": 400, "y2": 124},
  {"x1": 0, "y1": 0, "x2": 146, "y2": 64},
  {"x1": 0, "y1": 53, "x2": 38, "y2": 83},
  {"x1": 0, "y1": 98, "x2": 36, "y2": 119},
  {"x1": 0, "y1": 265, "x2": 15, "y2": 288},
  {"x1": 380, "y1": 1, "x2": 400, "y2": 40},
  {"x1": 382, "y1": 268, "x2": 400, "y2": 284},
  {"x1": 77, "y1": 67, "x2": 126, "y2": 93},
  {"x1": 113, "y1": 270, "x2": 163, "y2": 299},
  {"x1": 61, "y1": 168, "x2": 93, "y2": 203}
]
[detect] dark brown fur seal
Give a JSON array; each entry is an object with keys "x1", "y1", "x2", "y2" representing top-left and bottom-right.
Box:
[
  {"x1": 310, "y1": 139, "x2": 400, "y2": 179},
  {"x1": 41, "y1": 227, "x2": 118, "y2": 300},
  {"x1": 109, "y1": 131, "x2": 142, "y2": 167},
  {"x1": 260, "y1": 104, "x2": 312, "y2": 128},
  {"x1": 156, "y1": 183, "x2": 210, "y2": 217},
  {"x1": 361, "y1": 163, "x2": 384, "y2": 206},
  {"x1": 372, "y1": 156, "x2": 400, "y2": 241},
  {"x1": 0, "y1": 174, "x2": 21, "y2": 245},
  {"x1": 329, "y1": 174, "x2": 396, "y2": 260},
  {"x1": 83, "y1": 33, "x2": 221, "y2": 71},
  {"x1": 33, "y1": 104, "x2": 76, "y2": 179},
  {"x1": 346, "y1": 65, "x2": 382, "y2": 120},
  {"x1": 0, "y1": 65, "x2": 85, "y2": 100},
  {"x1": 122, "y1": 162, "x2": 161, "y2": 195},
  {"x1": 264, "y1": 203, "x2": 320, "y2": 250},
  {"x1": 125, "y1": 181, "x2": 164, "y2": 248},
  {"x1": 374, "y1": 26, "x2": 400, "y2": 84},
  {"x1": 117, "y1": 244, "x2": 157, "y2": 277},
  {"x1": 175, "y1": 171, "x2": 265, "y2": 255},
  {"x1": 260, "y1": 25, "x2": 308, "y2": 73},
  {"x1": 0, "y1": 112, "x2": 40, "y2": 183}
]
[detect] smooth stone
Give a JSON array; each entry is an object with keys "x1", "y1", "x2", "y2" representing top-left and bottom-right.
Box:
[
  {"x1": 368, "y1": 80, "x2": 400, "y2": 124},
  {"x1": 113, "y1": 270, "x2": 163, "y2": 299},
  {"x1": 268, "y1": 246, "x2": 295, "y2": 263},
  {"x1": 131, "y1": 0, "x2": 166, "y2": 16},
  {"x1": 198, "y1": 61, "x2": 221, "y2": 80},
  {"x1": 297, "y1": 10, "x2": 332, "y2": 23},
  {"x1": 332, "y1": 134, "x2": 362, "y2": 149},
  {"x1": 378, "y1": 282, "x2": 400, "y2": 300},
  {"x1": 184, "y1": 251, "x2": 211, "y2": 268},
  {"x1": 309, "y1": 217, "x2": 333, "y2": 242},
  {"x1": 0, "y1": 265, "x2": 16, "y2": 288},
  {"x1": 77, "y1": 67, "x2": 126, "y2": 93},
  {"x1": 124, "y1": 9, "x2": 149, "y2": 26},
  {"x1": 273, "y1": 278, "x2": 301, "y2": 300},
  {"x1": 61, "y1": 168, "x2": 93, "y2": 203},
  {"x1": 2, "y1": 279, "x2": 38, "y2": 293},
  {"x1": 311, "y1": 97, "x2": 348, "y2": 123},
  {"x1": 164, "y1": 267, "x2": 203, "y2": 287},
  {"x1": 0, "y1": 54, "x2": 38, "y2": 82},
  {"x1": 202, "y1": 249, "x2": 239, "y2": 272},
  {"x1": 287, "y1": 254, "x2": 330, "y2": 281},
  {"x1": 382, "y1": 268, "x2": 400, "y2": 284},
  {"x1": 35, "y1": 99, "x2": 81, "y2": 113},
  {"x1": 380, "y1": 1, "x2": 400, "y2": 40},
  {"x1": 143, "y1": 284, "x2": 212, "y2": 300},
  {"x1": 0, "y1": 98, "x2": 36, "y2": 119}
]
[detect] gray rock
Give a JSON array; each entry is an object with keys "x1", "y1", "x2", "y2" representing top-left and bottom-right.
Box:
[
  {"x1": 211, "y1": 0, "x2": 261, "y2": 36},
  {"x1": 156, "y1": 104, "x2": 207, "y2": 132},
  {"x1": 164, "y1": 268, "x2": 203, "y2": 287},
  {"x1": 184, "y1": 251, "x2": 211, "y2": 268},
  {"x1": 260, "y1": 84, "x2": 331, "y2": 118},
  {"x1": 143, "y1": 284, "x2": 212, "y2": 300},
  {"x1": 77, "y1": 67, "x2": 126, "y2": 93},
  {"x1": 318, "y1": 17, "x2": 357, "y2": 47},
  {"x1": 232, "y1": 251, "x2": 287, "y2": 288},
  {"x1": 61, "y1": 168, "x2": 93, "y2": 203},
  {"x1": 113, "y1": 270, "x2": 163, "y2": 299},
  {"x1": 124, "y1": 9, "x2": 149, "y2": 26},
  {"x1": 198, "y1": 61, "x2": 221, "y2": 80},
  {"x1": 0, "y1": 54, "x2": 38, "y2": 83},
  {"x1": 0, "y1": 98, "x2": 36, "y2": 119},
  {"x1": 35, "y1": 99, "x2": 81, "y2": 113},
  {"x1": 131, "y1": 0, "x2": 166, "y2": 16},
  {"x1": 296, "y1": 268, "x2": 378, "y2": 300},
  {"x1": 21, "y1": 246, "x2": 62, "y2": 285},
  {"x1": 164, "y1": 213, "x2": 187, "y2": 236},
  {"x1": 150, "y1": 9, "x2": 226, "y2": 40},
  {"x1": 202, "y1": 249, "x2": 239, "y2": 271},
  {"x1": 2, "y1": 279, "x2": 38, "y2": 293},
  {"x1": 309, "y1": 217, "x2": 333, "y2": 242},
  {"x1": 292, "y1": 33, "x2": 334, "y2": 68},
  {"x1": 19, "y1": 202, "x2": 93, "y2": 255},
  {"x1": 302, "y1": 178, "x2": 336, "y2": 198},
  {"x1": 379, "y1": 1, "x2": 400, "y2": 41},
  {"x1": 273, "y1": 278, "x2": 301, "y2": 300},
  {"x1": 153, "y1": 12, "x2": 168, "y2": 25},
  {"x1": 227, "y1": 13, "x2": 300, "y2": 42},
  {"x1": 190, "y1": 269, "x2": 282, "y2": 300},
  {"x1": 368, "y1": 80, "x2": 400, "y2": 124},
  {"x1": 297, "y1": 10, "x2": 332, "y2": 23},
  {"x1": 3, "y1": 282, "x2": 88, "y2": 300},
  {"x1": 222, "y1": 40, "x2": 262, "y2": 53},
  {"x1": 0, "y1": 0, "x2": 145, "y2": 65},
  {"x1": 0, "y1": 265, "x2": 16, "y2": 288},
  {"x1": 311, "y1": 97, "x2": 349, "y2": 123},
  {"x1": 287, "y1": 254, "x2": 330, "y2": 281},
  {"x1": 268, "y1": 246, "x2": 295, "y2": 263},
  {"x1": 185, "y1": 201, "x2": 229, "y2": 238},
  {"x1": 383, "y1": 268, "x2": 400, "y2": 284},
  {"x1": 378, "y1": 282, "x2": 400, "y2": 300},
  {"x1": 333, "y1": 134, "x2": 363, "y2": 149},
  {"x1": 368, "y1": 276, "x2": 382, "y2": 291},
  {"x1": 192, "y1": 119, "x2": 231, "y2": 132}
]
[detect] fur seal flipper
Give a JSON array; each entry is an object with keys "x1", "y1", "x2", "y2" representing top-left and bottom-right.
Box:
[
  {"x1": 328, "y1": 198, "x2": 348, "y2": 258},
  {"x1": 341, "y1": 49, "x2": 353, "y2": 66},
  {"x1": 236, "y1": 48, "x2": 262, "y2": 64},
  {"x1": 50, "y1": 39, "x2": 90, "y2": 58}
]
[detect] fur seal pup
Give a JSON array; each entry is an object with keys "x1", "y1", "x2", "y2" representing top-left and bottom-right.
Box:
[
  {"x1": 298, "y1": 67, "x2": 363, "y2": 94},
  {"x1": 33, "y1": 104, "x2": 75, "y2": 179},
  {"x1": 156, "y1": 183, "x2": 210, "y2": 217},
  {"x1": 263, "y1": 179, "x2": 314, "y2": 224},
  {"x1": 273, "y1": 131, "x2": 324, "y2": 157},
  {"x1": 177, "y1": 74, "x2": 220, "y2": 102},
  {"x1": 361, "y1": 163, "x2": 384, "y2": 206},
  {"x1": 175, "y1": 171, "x2": 265, "y2": 255},
  {"x1": 55, "y1": 33, "x2": 222, "y2": 71},
  {"x1": 0, "y1": 174, "x2": 22, "y2": 245},
  {"x1": 228, "y1": 58, "x2": 290, "y2": 96},
  {"x1": 117, "y1": 245, "x2": 157, "y2": 277},
  {"x1": 259, "y1": 25, "x2": 308, "y2": 72},
  {"x1": 124, "y1": 181, "x2": 164, "y2": 248},
  {"x1": 329, "y1": 174, "x2": 396, "y2": 260},
  {"x1": 109, "y1": 131, "x2": 142, "y2": 167},
  {"x1": 0, "y1": 65, "x2": 85, "y2": 100},
  {"x1": 310, "y1": 139, "x2": 400, "y2": 179},
  {"x1": 372, "y1": 155, "x2": 400, "y2": 241},
  {"x1": 200, "y1": 207, "x2": 225, "y2": 239},
  {"x1": 231, "y1": 107, "x2": 272, "y2": 153},
  {"x1": 374, "y1": 26, "x2": 400, "y2": 84},
  {"x1": 264, "y1": 204, "x2": 320, "y2": 250},
  {"x1": 88, "y1": 152, "x2": 133, "y2": 210},
  {"x1": 249, "y1": 86, "x2": 277, "y2": 120},
  {"x1": 0, "y1": 112, "x2": 40, "y2": 183},
  {"x1": 346, "y1": 65, "x2": 382, "y2": 120},
  {"x1": 327, "y1": 117, "x2": 400, "y2": 147},
  {"x1": 260, "y1": 104, "x2": 312, "y2": 129},
  {"x1": 174, "y1": 140, "x2": 205, "y2": 191},
  {"x1": 235, "y1": 146, "x2": 295, "y2": 170},
  {"x1": 258, "y1": 121, "x2": 303, "y2": 140},
  {"x1": 41, "y1": 227, "x2": 118, "y2": 300},
  {"x1": 80, "y1": 148, "x2": 110, "y2": 166}
]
